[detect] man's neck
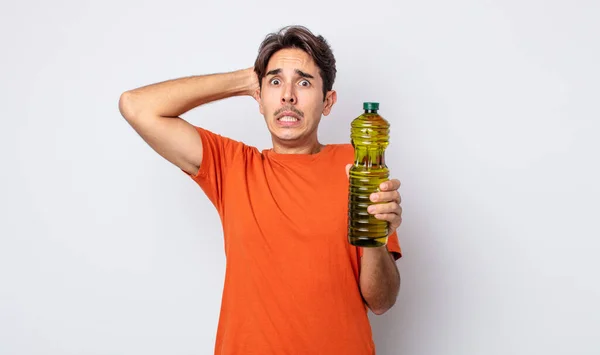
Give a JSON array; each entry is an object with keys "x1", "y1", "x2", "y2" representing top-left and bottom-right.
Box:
[{"x1": 271, "y1": 137, "x2": 324, "y2": 155}]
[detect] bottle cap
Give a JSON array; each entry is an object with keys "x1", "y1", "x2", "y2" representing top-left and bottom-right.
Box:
[{"x1": 363, "y1": 102, "x2": 379, "y2": 111}]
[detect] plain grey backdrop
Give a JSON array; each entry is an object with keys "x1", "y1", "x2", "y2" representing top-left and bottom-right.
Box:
[{"x1": 1, "y1": 0, "x2": 599, "y2": 354}]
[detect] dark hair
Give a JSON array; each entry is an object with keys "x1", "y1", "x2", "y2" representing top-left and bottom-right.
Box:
[{"x1": 254, "y1": 25, "x2": 337, "y2": 100}]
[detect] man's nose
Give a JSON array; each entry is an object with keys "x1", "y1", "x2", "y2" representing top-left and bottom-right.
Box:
[{"x1": 281, "y1": 84, "x2": 296, "y2": 104}]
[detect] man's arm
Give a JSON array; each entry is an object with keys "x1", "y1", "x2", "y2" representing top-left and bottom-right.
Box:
[
  {"x1": 359, "y1": 248, "x2": 400, "y2": 315},
  {"x1": 345, "y1": 167, "x2": 403, "y2": 315},
  {"x1": 118, "y1": 68, "x2": 258, "y2": 176}
]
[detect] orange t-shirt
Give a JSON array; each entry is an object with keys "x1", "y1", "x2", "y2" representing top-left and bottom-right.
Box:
[{"x1": 186, "y1": 126, "x2": 402, "y2": 355}]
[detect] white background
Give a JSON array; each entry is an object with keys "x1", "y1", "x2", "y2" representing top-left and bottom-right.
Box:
[{"x1": 1, "y1": 0, "x2": 599, "y2": 354}]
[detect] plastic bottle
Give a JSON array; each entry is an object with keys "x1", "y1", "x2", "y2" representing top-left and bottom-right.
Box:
[{"x1": 348, "y1": 102, "x2": 390, "y2": 247}]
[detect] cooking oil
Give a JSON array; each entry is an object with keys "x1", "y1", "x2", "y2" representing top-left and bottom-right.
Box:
[{"x1": 348, "y1": 102, "x2": 390, "y2": 247}]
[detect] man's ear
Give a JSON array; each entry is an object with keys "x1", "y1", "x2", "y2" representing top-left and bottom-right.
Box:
[{"x1": 322, "y1": 90, "x2": 337, "y2": 116}]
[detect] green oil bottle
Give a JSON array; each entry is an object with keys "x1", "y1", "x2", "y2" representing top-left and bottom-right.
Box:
[{"x1": 348, "y1": 102, "x2": 390, "y2": 248}]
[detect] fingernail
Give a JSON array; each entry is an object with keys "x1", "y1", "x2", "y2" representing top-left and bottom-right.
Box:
[
  {"x1": 368, "y1": 206, "x2": 375, "y2": 213},
  {"x1": 370, "y1": 193, "x2": 378, "y2": 202}
]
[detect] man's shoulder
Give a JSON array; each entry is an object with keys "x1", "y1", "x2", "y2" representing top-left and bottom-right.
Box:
[
  {"x1": 194, "y1": 125, "x2": 260, "y2": 153},
  {"x1": 326, "y1": 143, "x2": 354, "y2": 157},
  {"x1": 328, "y1": 142, "x2": 353, "y2": 149}
]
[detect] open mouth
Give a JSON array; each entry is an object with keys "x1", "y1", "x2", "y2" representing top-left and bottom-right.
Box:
[
  {"x1": 276, "y1": 110, "x2": 302, "y2": 126},
  {"x1": 278, "y1": 115, "x2": 300, "y2": 122}
]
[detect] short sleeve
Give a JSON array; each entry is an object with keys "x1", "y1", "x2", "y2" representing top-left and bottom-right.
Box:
[
  {"x1": 358, "y1": 229, "x2": 402, "y2": 261},
  {"x1": 385, "y1": 230, "x2": 402, "y2": 260},
  {"x1": 183, "y1": 126, "x2": 245, "y2": 213}
]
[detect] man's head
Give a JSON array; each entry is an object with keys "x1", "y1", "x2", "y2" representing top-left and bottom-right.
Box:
[{"x1": 253, "y1": 26, "x2": 337, "y2": 148}]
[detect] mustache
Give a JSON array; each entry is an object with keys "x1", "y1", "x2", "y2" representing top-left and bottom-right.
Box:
[{"x1": 274, "y1": 106, "x2": 304, "y2": 118}]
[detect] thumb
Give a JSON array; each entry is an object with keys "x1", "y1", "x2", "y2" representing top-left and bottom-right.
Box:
[{"x1": 345, "y1": 164, "x2": 351, "y2": 179}]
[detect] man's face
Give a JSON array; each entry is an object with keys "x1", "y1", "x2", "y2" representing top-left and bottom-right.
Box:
[{"x1": 257, "y1": 48, "x2": 336, "y2": 146}]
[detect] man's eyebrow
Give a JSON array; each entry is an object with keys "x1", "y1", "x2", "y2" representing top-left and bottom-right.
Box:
[
  {"x1": 295, "y1": 69, "x2": 315, "y2": 79},
  {"x1": 265, "y1": 68, "x2": 315, "y2": 79},
  {"x1": 266, "y1": 68, "x2": 282, "y2": 76}
]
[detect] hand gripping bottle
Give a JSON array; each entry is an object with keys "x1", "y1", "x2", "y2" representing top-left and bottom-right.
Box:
[{"x1": 348, "y1": 102, "x2": 391, "y2": 247}]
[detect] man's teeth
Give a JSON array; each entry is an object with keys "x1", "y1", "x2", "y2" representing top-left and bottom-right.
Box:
[{"x1": 279, "y1": 116, "x2": 298, "y2": 122}]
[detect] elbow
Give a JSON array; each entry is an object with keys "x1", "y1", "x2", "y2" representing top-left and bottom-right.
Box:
[
  {"x1": 363, "y1": 281, "x2": 400, "y2": 316},
  {"x1": 369, "y1": 300, "x2": 396, "y2": 316},
  {"x1": 118, "y1": 90, "x2": 140, "y2": 122},
  {"x1": 371, "y1": 308, "x2": 388, "y2": 316}
]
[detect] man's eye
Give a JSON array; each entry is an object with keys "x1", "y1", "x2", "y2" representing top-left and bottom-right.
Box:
[
  {"x1": 270, "y1": 78, "x2": 281, "y2": 85},
  {"x1": 299, "y1": 80, "x2": 310, "y2": 87}
]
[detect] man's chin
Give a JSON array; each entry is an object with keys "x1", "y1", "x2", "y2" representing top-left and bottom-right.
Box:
[
  {"x1": 270, "y1": 131, "x2": 305, "y2": 143},
  {"x1": 273, "y1": 134, "x2": 302, "y2": 142},
  {"x1": 267, "y1": 126, "x2": 300, "y2": 138}
]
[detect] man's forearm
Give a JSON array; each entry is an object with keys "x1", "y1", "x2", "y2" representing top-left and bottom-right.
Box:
[
  {"x1": 120, "y1": 68, "x2": 256, "y2": 119},
  {"x1": 359, "y1": 246, "x2": 400, "y2": 315}
]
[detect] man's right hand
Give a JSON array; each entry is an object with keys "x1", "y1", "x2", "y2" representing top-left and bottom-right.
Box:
[
  {"x1": 244, "y1": 67, "x2": 260, "y2": 100},
  {"x1": 118, "y1": 68, "x2": 259, "y2": 176}
]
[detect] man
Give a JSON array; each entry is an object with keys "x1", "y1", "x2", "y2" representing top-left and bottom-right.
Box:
[{"x1": 119, "y1": 25, "x2": 403, "y2": 355}]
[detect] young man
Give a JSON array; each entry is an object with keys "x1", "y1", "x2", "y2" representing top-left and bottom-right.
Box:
[{"x1": 119, "y1": 25, "x2": 403, "y2": 355}]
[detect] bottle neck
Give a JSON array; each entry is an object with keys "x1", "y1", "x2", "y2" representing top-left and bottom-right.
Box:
[{"x1": 353, "y1": 109, "x2": 387, "y2": 168}]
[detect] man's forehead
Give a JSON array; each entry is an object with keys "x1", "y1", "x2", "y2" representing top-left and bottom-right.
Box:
[{"x1": 266, "y1": 49, "x2": 317, "y2": 73}]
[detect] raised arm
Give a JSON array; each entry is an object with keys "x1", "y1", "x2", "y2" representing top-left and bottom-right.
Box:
[{"x1": 118, "y1": 68, "x2": 258, "y2": 175}]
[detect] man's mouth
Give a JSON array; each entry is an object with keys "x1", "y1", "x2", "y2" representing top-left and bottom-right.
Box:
[
  {"x1": 275, "y1": 110, "x2": 302, "y2": 126},
  {"x1": 277, "y1": 110, "x2": 301, "y2": 120},
  {"x1": 278, "y1": 115, "x2": 300, "y2": 122},
  {"x1": 275, "y1": 111, "x2": 302, "y2": 127}
]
